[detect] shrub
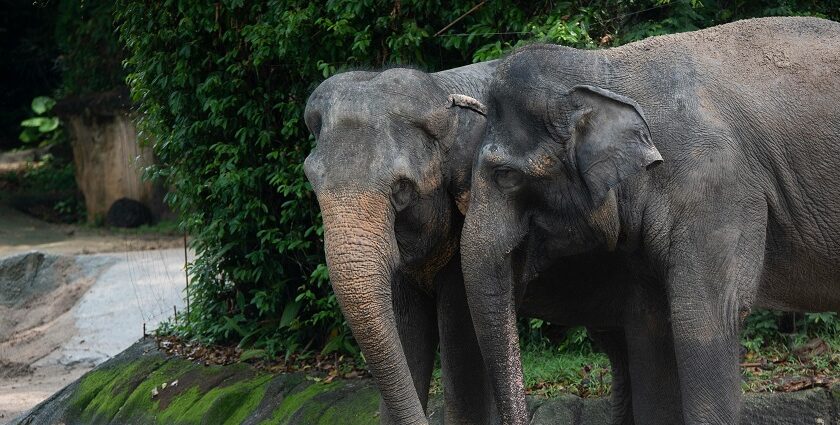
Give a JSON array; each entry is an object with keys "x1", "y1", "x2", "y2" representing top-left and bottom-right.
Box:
[{"x1": 55, "y1": 0, "x2": 125, "y2": 96}]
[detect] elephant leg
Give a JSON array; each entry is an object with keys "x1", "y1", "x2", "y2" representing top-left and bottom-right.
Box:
[
  {"x1": 666, "y1": 212, "x2": 766, "y2": 424},
  {"x1": 437, "y1": 266, "x2": 499, "y2": 424},
  {"x1": 380, "y1": 275, "x2": 439, "y2": 424},
  {"x1": 588, "y1": 327, "x2": 634, "y2": 425},
  {"x1": 622, "y1": 286, "x2": 683, "y2": 425}
]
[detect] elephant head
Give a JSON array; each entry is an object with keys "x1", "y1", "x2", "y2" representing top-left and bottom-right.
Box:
[
  {"x1": 303, "y1": 67, "x2": 488, "y2": 424},
  {"x1": 460, "y1": 48, "x2": 662, "y2": 424}
]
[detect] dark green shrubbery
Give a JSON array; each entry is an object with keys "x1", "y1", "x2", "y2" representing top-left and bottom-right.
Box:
[
  {"x1": 115, "y1": 0, "x2": 840, "y2": 357},
  {"x1": 55, "y1": 1, "x2": 125, "y2": 97}
]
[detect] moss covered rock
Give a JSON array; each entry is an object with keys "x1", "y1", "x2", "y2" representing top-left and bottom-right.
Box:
[
  {"x1": 12, "y1": 339, "x2": 380, "y2": 425},
  {"x1": 12, "y1": 339, "x2": 840, "y2": 424}
]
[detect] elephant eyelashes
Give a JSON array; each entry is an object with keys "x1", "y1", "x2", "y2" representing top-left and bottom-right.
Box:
[
  {"x1": 391, "y1": 178, "x2": 417, "y2": 212},
  {"x1": 494, "y1": 167, "x2": 523, "y2": 191}
]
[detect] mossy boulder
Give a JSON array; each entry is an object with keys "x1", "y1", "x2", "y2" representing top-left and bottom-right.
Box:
[
  {"x1": 12, "y1": 338, "x2": 840, "y2": 424},
  {"x1": 12, "y1": 338, "x2": 380, "y2": 425}
]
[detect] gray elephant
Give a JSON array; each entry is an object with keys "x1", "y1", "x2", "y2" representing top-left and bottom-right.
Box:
[
  {"x1": 304, "y1": 63, "x2": 644, "y2": 424},
  {"x1": 304, "y1": 62, "x2": 499, "y2": 425},
  {"x1": 460, "y1": 16, "x2": 840, "y2": 425}
]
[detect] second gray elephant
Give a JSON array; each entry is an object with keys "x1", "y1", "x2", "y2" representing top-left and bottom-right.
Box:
[{"x1": 460, "y1": 16, "x2": 840, "y2": 425}]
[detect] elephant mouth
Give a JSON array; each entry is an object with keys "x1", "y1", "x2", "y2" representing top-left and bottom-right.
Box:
[{"x1": 402, "y1": 232, "x2": 459, "y2": 292}]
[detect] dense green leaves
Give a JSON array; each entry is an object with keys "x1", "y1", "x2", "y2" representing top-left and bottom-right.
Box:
[
  {"x1": 116, "y1": 0, "x2": 840, "y2": 357},
  {"x1": 55, "y1": 1, "x2": 125, "y2": 96}
]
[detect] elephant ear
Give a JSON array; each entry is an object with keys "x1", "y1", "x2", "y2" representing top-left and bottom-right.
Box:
[
  {"x1": 567, "y1": 85, "x2": 663, "y2": 207},
  {"x1": 445, "y1": 94, "x2": 487, "y2": 215}
]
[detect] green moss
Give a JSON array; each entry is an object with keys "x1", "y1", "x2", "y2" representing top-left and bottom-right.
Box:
[
  {"x1": 260, "y1": 380, "x2": 341, "y2": 425},
  {"x1": 66, "y1": 353, "x2": 379, "y2": 425},
  {"x1": 830, "y1": 384, "x2": 840, "y2": 402},
  {"x1": 156, "y1": 387, "x2": 203, "y2": 424},
  {"x1": 158, "y1": 373, "x2": 273, "y2": 425},
  {"x1": 70, "y1": 357, "x2": 165, "y2": 424},
  {"x1": 315, "y1": 384, "x2": 380, "y2": 425},
  {"x1": 69, "y1": 368, "x2": 120, "y2": 419},
  {"x1": 109, "y1": 360, "x2": 199, "y2": 423}
]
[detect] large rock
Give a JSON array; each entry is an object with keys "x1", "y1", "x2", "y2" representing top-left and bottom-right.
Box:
[
  {"x1": 11, "y1": 338, "x2": 840, "y2": 425},
  {"x1": 106, "y1": 198, "x2": 153, "y2": 228},
  {"x1": 11, "y1": 339, "x2": 381, "y2": 425}
]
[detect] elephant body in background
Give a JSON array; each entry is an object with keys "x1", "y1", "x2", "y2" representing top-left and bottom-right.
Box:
[
  {"x1": 460, "y1": 17, "x2": 840, "y2": 425},
  {"x1": 304, "y1": 63, "x2": 646, "y2": 424}
]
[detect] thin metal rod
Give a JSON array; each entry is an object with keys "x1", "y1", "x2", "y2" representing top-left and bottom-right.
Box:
[{"x1": 183, "y1": 232, "x2": 190, "y2": 324}]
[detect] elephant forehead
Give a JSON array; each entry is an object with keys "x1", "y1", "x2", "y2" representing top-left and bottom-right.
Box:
[
  {"x1": 332, "y1": 74, "x2": 444, "y2": 112},
  {"x1": 310, "y1": 129, "x2": 394, "y2": 179}
]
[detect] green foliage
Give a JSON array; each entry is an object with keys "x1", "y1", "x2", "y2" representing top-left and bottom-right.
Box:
[
  {"x1": 116, "y1": 0, "x2": 840, "y2": 358},
  {"x1": 54, "y1": 0, "x2": 125, "y2": 96},
  {"x1": 19, "y1": 96, "x2": 62, "y2": 145},
  {"x1": 743, "y1": 310, "x2": 840, "y2": 353},
  {"x1": 20, "y1": 154, "x2": 77, "y2": 193},
  {"x1": 519, "y1": 342, "x2": 611, "y2": 398},
  {"x1": 12, "y1": 92, "x2": 82, "y2": 223}
]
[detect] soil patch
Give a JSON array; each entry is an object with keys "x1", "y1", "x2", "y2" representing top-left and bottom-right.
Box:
[{"x1": 0, "y1": 362, "x2": 33, "y2": 380}]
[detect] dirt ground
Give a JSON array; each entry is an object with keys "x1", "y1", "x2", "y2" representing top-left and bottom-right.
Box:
[
  {"x1": 0, "y1": 203, "x2": 183, "y2": 258},
  {"x1": 0, "y1": 202, "x2": 185, "y2": 423}
]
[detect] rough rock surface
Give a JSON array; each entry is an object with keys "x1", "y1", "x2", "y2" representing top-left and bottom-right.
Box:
[{"x1": 11, "y1": 338, "x2": 840, "y2": 425}]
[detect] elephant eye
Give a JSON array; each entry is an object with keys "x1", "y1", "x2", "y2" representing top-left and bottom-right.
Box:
[
  {"x1": 391, "y1": 178, "x2": 417, "y2": 212},
  {"x1": 493, "y1": 167, "x2": 523, "y2": 191}
]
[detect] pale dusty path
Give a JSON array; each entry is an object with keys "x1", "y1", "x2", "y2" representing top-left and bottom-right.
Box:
[
  {"x1": 0, "y1": 203, "x2": 184, "y2": 258},
  {"x1": 0, "y1": 204, "x2": 190, "y2": 423}
]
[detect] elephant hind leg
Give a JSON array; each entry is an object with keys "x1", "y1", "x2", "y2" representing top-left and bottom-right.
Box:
[
  {"x1": 588, "y1": 327, "x2": 634, "y2": 425},
  {"x1": 624, "y1": 296, "x2": 684, "y2": 425}
]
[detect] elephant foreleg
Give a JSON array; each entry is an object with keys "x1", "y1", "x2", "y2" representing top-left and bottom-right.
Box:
[
  {"x1": 622, "y1": 285, "x2": 684, "y2": 425},
  {"x1": 380, "y1": 274, "x2": 439, "y2": 424},
  {"x1": 666, "y1": 211, "x2": 766, "y2": 424},
  {"x1": 437, "y1": 261, "x2": 499, "y2": 425}
]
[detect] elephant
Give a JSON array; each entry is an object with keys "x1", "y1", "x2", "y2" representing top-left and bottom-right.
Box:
[
  {"x1": 459, "y1": 16, "x2": 840, "y2": 425},
  {"x1": 304, "y1": 61, "x2": 501, "y2": 425},
  {"x1": 304, "y1": 63, "x2": 645, "y2": 424}
]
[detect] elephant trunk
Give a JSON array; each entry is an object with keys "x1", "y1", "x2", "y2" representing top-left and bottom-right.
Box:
[
  {"x1": 319, "y1": 191, "x2": 427, "y2": 425},
  {"x1": 461, "y1": 206, "x2": 528, "y2": 425}
]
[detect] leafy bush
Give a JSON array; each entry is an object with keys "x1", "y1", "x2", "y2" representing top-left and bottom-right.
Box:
[
  {"x1": 742, "y1": 310, "x2": 840, "y2": 353},
  {"x1": 116, "y1": 0, "x2": 840, "y2": 357},
  {"x1": 6, "y1": 93, "x2": 83, "y2": 223},
  {"x1": 55, "y1": 0, "x2": 125, "y2": 96}
]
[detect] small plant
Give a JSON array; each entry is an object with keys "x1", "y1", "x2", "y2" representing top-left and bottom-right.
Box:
[
  {"x1": 19, "y1": 96, "x2": 63, "y2": 147},
  {"x1": 742, "y1": 310, "x2": 783, "y2": 352}
]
